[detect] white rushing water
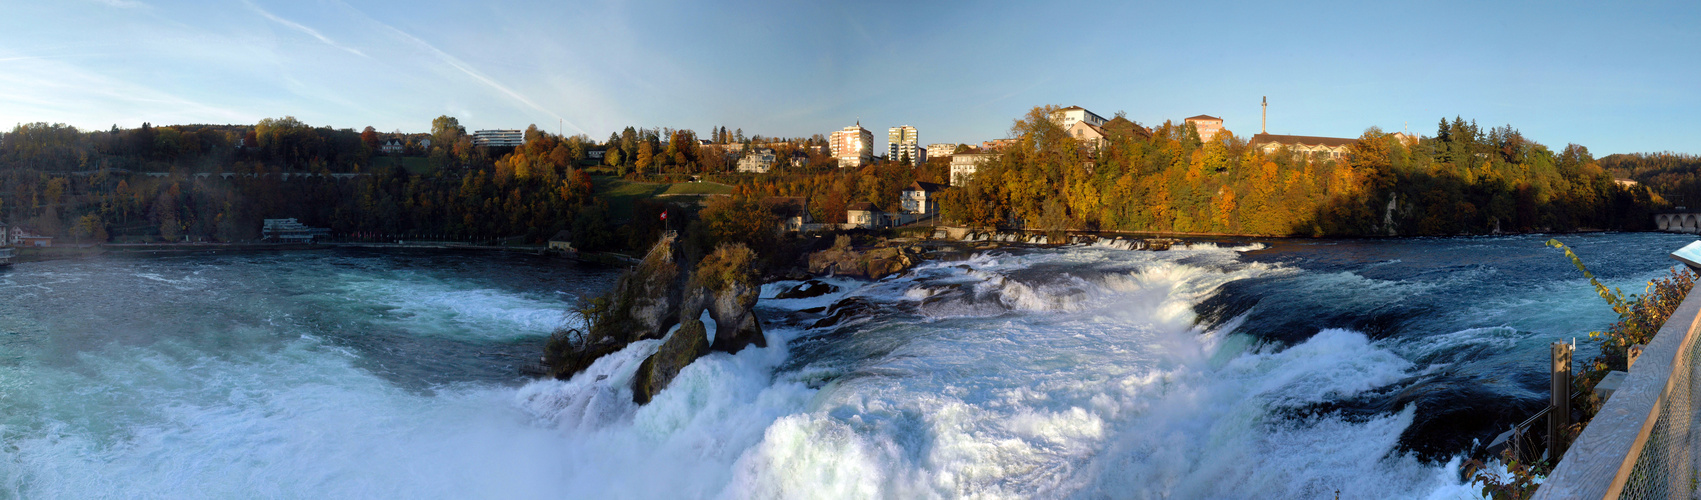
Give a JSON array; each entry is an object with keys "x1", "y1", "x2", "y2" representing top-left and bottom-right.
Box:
[
  {"x1": 507, "y1": 243, "x2": 1482, "y2": 499},
  {"x1": 3, "y1": 236, "x2": 1687, "y2": 499}
]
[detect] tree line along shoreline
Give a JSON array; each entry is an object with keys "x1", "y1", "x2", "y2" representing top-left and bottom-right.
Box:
[{"x1": 0, "y1": 107, "x2": 1690, "y2": 261}]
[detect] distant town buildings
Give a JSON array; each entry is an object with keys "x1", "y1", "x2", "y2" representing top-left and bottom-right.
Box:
[
  {"x1": 548, "y1": 230, "x2": 576, "y2": 253},
  {"x1": 1250, "y1": 97, "x2": 1361, "y2": 159},
  {"x1": 1051, "y1": 106, "x2": 1107, "y2": 131},
  {"x1": 926, "y1": 143, "x2": 958, "y2": 159},
  {"x1": 950, "y1": 152, "x2": 999, "y2": 186},
  {"x1": 1249, "y1": 133, "x2": 1355, "y2": 159},
  {"x1": 737, "y1": 149, "x2": 778, "y2": 174},
  {"x1": 380, "y1": 138, "x2": 404, "y2": 154},
  {"x1": 888, "y1": 125, "x2": 922, "y2": 165},
  {"x1": 261, "y1": 218, "x2": 329, "y2": 243},
  {"x1": 1185, "y1": 115, "x2": 1226, "y2": 142},
  {"x1": 980, "y1": 139, "x2": 1016, "y2": 151},
  {"x1": 830, "y1": 123, "x2": 874, "y2": 168},
  {"x1": 472, "y1": 130, "x2": 523, "y2": 148},
  {"x1": 764, "y1": 197, "x2": 812, "y2": 232},
  {"x1": 9, "y1": 226, "x2": 50, "y2": 247},
  {"x1": 1066, "y1": 120, "x2": 1109, "y2": 149},
  {"x1": 846, "y1": 202, "x2": 883, "y2": 229},
  {"x1": 902, "y1": 181, "x2": 946, "y2": 216},
  {"x1": 0, "y1": 221, "x2": 10, "y2": 265}
]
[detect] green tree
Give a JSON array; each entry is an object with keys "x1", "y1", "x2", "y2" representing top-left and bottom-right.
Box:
[{"x1": 431, "y1": 116, "x2": 465, "y2": 154}]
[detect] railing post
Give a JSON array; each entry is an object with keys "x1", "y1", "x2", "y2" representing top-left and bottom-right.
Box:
[{"x1": 1550, "y1": 341, "x2": 1573, "y2": 461}]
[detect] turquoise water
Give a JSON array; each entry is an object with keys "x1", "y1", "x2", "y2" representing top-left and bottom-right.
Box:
[{"x1": 0, "y1": 234, "x2": 1692, "y2": 498}]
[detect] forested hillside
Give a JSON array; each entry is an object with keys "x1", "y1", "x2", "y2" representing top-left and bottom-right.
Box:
[
  {"x1": 0, "y1": 107, "x2": 1670, "y2": 248},
  {"x1": 939, "y1": 106, "x2": 1658, "y2": 236}
]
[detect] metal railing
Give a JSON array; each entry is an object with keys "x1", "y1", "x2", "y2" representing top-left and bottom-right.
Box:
[{"x1": 1534, "y1": 281, "x2": 1701, "y2": 499}]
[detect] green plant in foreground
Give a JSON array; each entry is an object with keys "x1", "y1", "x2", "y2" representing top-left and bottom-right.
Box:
[
  {"x1": 1464, "y1": 448, "x2": 1547, "y2": 500},
  {"x1": 1466, "y1": 239, "x2": 1696, "y2": 497},
  {"x1": 1547, "y1": 239, "x2": 1695, "y2": 383}
]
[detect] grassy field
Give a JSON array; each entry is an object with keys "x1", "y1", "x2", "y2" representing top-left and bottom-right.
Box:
[
  {"x1": 661, "y1": 182, "x2": 734, "y2": 195},
  {"x1": 368, "y1": 156, "x2": 433, "y2": 174},
  {"x1": 592, "y1": 177, "x2": 668, "y2": 221},
  {"x1": 591, "y1": 177, "x2": 736, "y2": 220}
]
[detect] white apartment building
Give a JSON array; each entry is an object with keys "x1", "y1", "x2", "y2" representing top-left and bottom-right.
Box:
[
  {"x1": 888, "y1": 125, "x2": 921, "y2": 164},
  {"x1": 737, "y1": 149, "x2": 778, "y2": 174},
  {"x1": 472, "y1": 129, "x2": 523, "y2": 147},
  {"x1": 1050, "y1": 106, "x2": 1106, "y2": 131},
  {"x1": 829, "y1": 123, "x2": 874, "y2": 168},
  {"x1": 950, "y1": 152, "x2": 998, "y2": 186},
  {"x1": 901, "y1": 181, "x2": 947, "y2": 215},
  {"x1": 926, "y1": 143, "x2": 958, "y2": 159}
]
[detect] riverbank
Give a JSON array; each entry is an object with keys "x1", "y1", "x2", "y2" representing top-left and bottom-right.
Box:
[{"x1": 4, "y1": 241, "x2": 639, "y2": 265}]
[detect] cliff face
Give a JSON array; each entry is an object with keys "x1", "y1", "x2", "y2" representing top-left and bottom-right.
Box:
[
  {"x1": 692, "y1": 244, "x2": 767, "y2": 354},
  {"x1": 543, "y1": 235, "x2": 687, "y2": 380},
  {"x1": 806, "y1": 235, "x2": 917, "y2": 280},
  {"x1": 543, "y1": 235, "x2": 769, "y2": 405},
  {"x1": 630, "y1": 319, "x2": 711, "y2": 405}
]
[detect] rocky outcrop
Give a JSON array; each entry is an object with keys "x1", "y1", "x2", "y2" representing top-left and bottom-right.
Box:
[
  {"x1": 620, "y1": 236, "x2": 686, "y2": 342},
  {"x1": 689, "y1": 244, "x2": 767, "y2": 354},
  {"x1": 542, "y1": 235, "x2": 774, "y2": 406},
  {"x1": 631, "y1": 319, "x2": 712, "y2": 404},
  {"x1": 774, "y1": 280, "x2": 838, "y2": 300},
  {"x1": 806, "y1": 235, "x2": 917, "y2": 280},
  {"x1": 545, "y1": 235, "x2": 688, "y2": 380},
  {"x1": 810, "y1": 296, "x2": 878, "y2": 329}
]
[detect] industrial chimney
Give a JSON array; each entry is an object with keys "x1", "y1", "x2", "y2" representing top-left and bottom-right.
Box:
[{"x1": 1261, "y1": 96, "x2": 1267, "y2": 134}]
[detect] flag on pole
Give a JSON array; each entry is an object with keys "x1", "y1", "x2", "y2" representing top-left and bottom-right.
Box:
[{"x1": 660, "y1": 210, "x2": 668, "y2": 221}]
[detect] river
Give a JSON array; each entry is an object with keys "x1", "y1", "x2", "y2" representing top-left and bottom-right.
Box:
[{"x1": 1, "y1": 233, "x2": 1693, "y2": 499}]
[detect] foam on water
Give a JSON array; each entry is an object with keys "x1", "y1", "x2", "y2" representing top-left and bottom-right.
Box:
[
  {"x1": 328, "y1": 269, "x2": 577, "y2": 341},
  {"x1": 23, "y1": 236, "x2": 1683, "y2": 498},
  {"x1": 1, "y1": 333, "x2": 581, "y2": 498},
  {"x1": 703, "y1": 244, "x2": 1478, "y2": 498}
]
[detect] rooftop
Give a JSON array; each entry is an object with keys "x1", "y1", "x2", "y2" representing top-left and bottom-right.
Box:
[
  {"x1": 1250, "y1": 133, "x2": 1358, "y2": 148},
  {"x1": 762, "y1": 196, "x2": 808, "y2": 217},
  {"x1": 1186, "y1": 115, "x2": 1222, "y2": 122},
  {"x1": 907, "y1": 181, "x2": 948, "y2": 193}
]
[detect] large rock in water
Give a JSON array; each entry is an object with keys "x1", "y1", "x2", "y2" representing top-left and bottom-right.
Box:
[
  {"x1": 623, "y1": 235, "x2": 685, "y2": 342},
  {"x1": 805, "y1": 236, "x2": 916, "y2": 280},
  {"x1": 546, "y1": 238, "x2": 772, "y2": 396},
  {"x1": 774, "y1": 280, "x2": 838, "y2": 300},
  {"x1": 692, "y1": 243, "x2": 767, "y2": 354},
  {"x1": 631, "y1": 319, "x2": 711, "y2": 405},
  {"x1": 546, "y1": 235, "x2": 685, "y2": 380},
  {"x1": 708, "y1": 275, "x2": 765, "y2": 353}
]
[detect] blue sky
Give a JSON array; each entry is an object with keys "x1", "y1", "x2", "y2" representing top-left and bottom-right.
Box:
[{"x1": 2, "y1": 0, "x2": 1697, "y2": 154}]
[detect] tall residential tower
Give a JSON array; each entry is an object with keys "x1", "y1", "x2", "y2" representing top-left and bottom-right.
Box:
[
  {"x1": 888, "y1": 125, "x2": 921, "y2": 165},
  {"x1": 829, "y1": 122, "x2": 874, "y2": 168}
]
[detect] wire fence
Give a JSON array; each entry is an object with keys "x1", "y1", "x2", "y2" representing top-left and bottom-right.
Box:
[{"x1": 1615, "y1": 321, "x2": 1701, "y2": 500}]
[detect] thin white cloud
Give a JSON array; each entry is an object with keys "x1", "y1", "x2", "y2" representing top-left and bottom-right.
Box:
[
  {"x1": 244, "y1": 0, "x2": 367, "y2": 58},
  {"x1": 0, "y1": 57, "x2": 254, "y2": 127},
  {"x1": 90, "y1": 0, "x2": 148, "y2": 8},
  {"x1": 369, "y1": 20, "x2": 584, "y2": 134}
]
